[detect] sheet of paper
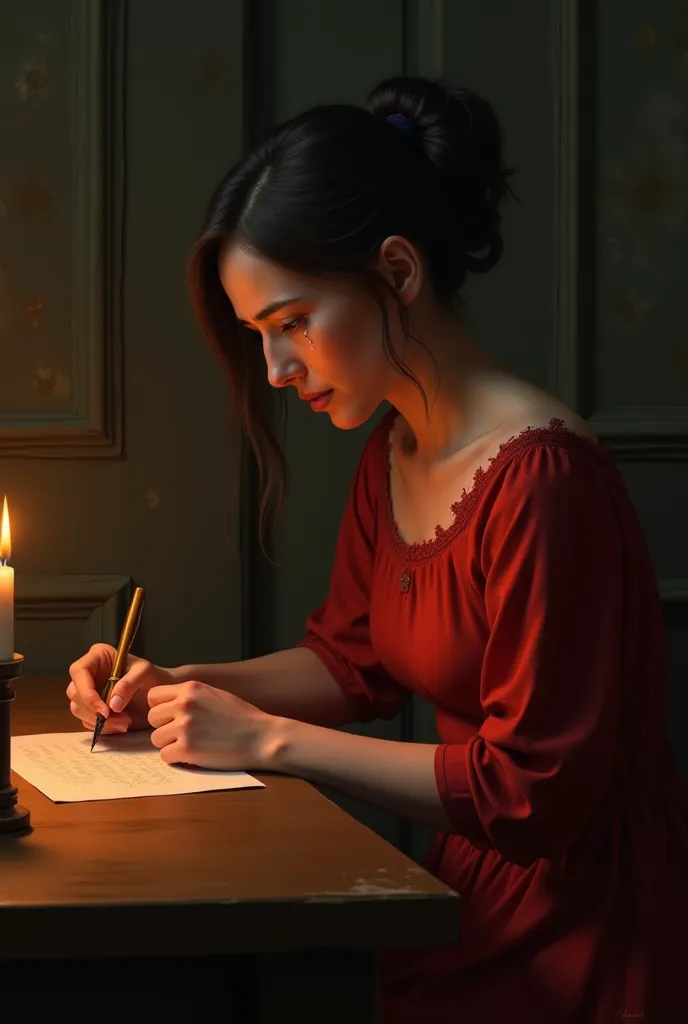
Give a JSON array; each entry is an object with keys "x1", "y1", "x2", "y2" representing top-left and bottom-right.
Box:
[{"x1": 11, "y1": 731, "x2": 266, "y2": 803}]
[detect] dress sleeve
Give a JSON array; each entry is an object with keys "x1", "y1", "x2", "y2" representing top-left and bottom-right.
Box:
[
  {"x1": 296, "y1": 423, "x2": 410, "y2": 723},
  {"x1": 435, "y1": 443, "x2": 624, "y2": 865}
]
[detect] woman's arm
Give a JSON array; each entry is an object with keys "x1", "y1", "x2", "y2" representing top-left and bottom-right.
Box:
[
  {"x1": 264, "y1": 717, "x2": 454, "y2": 831},
  {"x1": 169, "y1": 656, "x2": 450, "y2": 828},
  {"x1": 170, "y1": 647, "x2": 358, "y2": 728}
]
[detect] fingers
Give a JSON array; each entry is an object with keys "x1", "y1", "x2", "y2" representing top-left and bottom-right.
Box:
[
  {"x1": 159, "y1": 740, "x2": 188, "y2": 765},
  {"x1": 68, "y1": 643, "x2": 115, "y2": 717},
  {"x1": 147, "y1": 702, "x2": 177, "y2": 729},
  {"x1": 107, "y1": 658, "x2": 157, "y2": 713},
  {"x1": 69, "y1": 700, "x2": 131, "y2": 733},
  {"x1": 149, "y1": 720, "x2": 179, "y2": 749},
  {"x1": 67, "y1": 643, "x2": 156, "y2": 717},
  {"x1": 148, "y1": 680, "x2": 202, "y2": 708}
]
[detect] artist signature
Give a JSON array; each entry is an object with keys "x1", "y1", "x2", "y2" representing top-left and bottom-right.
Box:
[{"x1": 616, "y1": 1010, "x2": 644, "y2": 1020}]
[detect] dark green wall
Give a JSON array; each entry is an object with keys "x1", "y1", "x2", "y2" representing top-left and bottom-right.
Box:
[{"x1": 3, "y1": 1, "x2": 246, "y2": 672}]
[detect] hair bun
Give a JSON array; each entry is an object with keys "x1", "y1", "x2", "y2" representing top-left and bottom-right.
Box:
[{"x1": 368, "y1": 75, "x2": 515, "y2": 272}]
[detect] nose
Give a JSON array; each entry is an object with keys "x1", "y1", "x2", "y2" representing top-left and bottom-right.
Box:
[{"x1": 264, "y1": 336, "x2": 303, "y2": 389}]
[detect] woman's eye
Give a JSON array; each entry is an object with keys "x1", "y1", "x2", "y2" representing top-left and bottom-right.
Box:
[{"x1": 281, "y1": 316, "x2": 306, "y2": 335}]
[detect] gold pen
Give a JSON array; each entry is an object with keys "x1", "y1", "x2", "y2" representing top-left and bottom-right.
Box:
[{"x1": 90, "y1": 586, "x2": 146, "y2": 751}]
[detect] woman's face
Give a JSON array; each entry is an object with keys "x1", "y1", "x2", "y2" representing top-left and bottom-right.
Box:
[{"x1": 218, "y1": 244, "x2": 408, "y2": 430}]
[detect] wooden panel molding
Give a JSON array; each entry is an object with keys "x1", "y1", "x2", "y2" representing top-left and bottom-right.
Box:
[
  {"x1": 16, "y1": 573, "x2": 132, "y2": 647},
  {"x1": 550, "y1": 0, "x2": 688, "y2": 458},
  {"x1": 0, "y1": 0, "x2": 125, "y2": 457}
]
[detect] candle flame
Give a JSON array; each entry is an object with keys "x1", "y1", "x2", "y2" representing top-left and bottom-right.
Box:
[{"x1": 0, "y1": 496, "x2": 10, "y2": 562}]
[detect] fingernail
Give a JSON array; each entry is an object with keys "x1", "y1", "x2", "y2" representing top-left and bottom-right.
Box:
[{"x1": 110, "y1": 695, "x2": 124, "y2": 713}]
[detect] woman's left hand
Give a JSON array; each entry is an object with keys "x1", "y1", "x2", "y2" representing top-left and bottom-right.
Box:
[{"x1": 147, "y1": 680, "x2": 277, "y2": 771}]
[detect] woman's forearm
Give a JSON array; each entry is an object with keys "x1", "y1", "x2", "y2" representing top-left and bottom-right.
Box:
[
  {"x1": 173, "y1": 653, "x2": 454, "y2": 830},
  {"x1": 170, "y1": 647, "x2": 357, "y2": 728},
  {"x1": 266, "y1": 717, "x2": 454, "y2": 831}
]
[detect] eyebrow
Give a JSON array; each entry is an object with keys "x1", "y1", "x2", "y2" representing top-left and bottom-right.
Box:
[{"x1": 237, "y1": 296, "x2": 302, "y2": 327}]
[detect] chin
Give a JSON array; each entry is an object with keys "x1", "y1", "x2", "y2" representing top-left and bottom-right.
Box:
[{"x1": 327, "y1": 399, "x2": 380, "y2": 431}]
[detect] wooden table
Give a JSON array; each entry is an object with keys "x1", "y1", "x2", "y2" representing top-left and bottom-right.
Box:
[{"x1": 0, "y1": 677, "x2": 460, "y2": 1021}]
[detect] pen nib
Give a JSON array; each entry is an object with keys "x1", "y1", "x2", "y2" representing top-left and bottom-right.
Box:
[{"x1": 91, "y1": 715, "x2": 104, "y2": 752}]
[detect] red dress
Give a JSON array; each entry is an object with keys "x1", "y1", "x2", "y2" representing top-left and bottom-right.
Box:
[{"x1": 297, "y1": 407, "x2": 688, "y2": 1023}]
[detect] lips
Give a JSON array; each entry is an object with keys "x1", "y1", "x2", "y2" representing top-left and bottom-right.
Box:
[
  {"x1": 300, "y1": 389, "x2": 332, "y2": 402},
  {"x1": 304, "y1": 388, "x2": 334, "y2": 412}
]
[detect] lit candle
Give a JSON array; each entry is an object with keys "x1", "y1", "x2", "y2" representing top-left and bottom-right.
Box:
[{"x1": 0, "y1": 496, "x2": 14, "y2": 661}]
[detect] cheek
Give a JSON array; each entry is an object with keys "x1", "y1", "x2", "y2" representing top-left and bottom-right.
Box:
[{"x1": 318, "y1": 315, "x2": 384, "y2": 380}]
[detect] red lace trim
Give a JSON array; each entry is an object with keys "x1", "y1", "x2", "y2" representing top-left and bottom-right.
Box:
[{"x1": 380, "y1": 412, "x2": 610, "y2": 564}]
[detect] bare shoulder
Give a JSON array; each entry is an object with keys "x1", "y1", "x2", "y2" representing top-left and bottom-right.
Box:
[{"x1": 495, "y1": 380, "x2": 598, "y2": 446}]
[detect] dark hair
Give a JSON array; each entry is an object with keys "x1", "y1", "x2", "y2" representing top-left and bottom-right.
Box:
[{"x1": 188, "y1": 75, "x2": 515, "y2": 550}]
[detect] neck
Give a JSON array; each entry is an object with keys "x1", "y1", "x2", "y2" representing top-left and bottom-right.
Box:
[{"x1": 384, "y1": 304, "x2": 511, "y2": 462}]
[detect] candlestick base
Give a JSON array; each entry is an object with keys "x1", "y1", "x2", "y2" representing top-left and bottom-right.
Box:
[{"x1": 0, "y1": 653, "x2": 31, "y2": 835}]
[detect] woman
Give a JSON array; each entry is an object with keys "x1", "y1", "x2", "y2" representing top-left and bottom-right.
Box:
[{"x1": 67, "y1": 76, "x2": 688, "y2": 1021}]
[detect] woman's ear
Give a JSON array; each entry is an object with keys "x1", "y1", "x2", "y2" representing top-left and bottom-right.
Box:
[{"x1": 377, "y1": 235, "x2": 423, "y2": 305}]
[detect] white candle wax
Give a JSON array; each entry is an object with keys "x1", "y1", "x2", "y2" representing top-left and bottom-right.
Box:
[
  {"x1": 0, "y1": 561, "x2": 13, "y2": 661},
  {"x1": 0, "y1": 496, "x2": 14, "y2": 661}
]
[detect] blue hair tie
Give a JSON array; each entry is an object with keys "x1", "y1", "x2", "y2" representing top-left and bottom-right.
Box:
[{"x1": 386, "y1": 112, "x2": 415, "y2": 139}]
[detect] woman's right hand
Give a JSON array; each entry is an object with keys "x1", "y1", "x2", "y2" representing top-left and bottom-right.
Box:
[{"x1": 66, "y1": 643, "x2": 180, "y2": 735}]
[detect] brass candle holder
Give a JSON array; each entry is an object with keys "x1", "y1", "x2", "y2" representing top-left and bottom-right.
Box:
[{"x1": 0, "y1": 653, "x2": 30, "y2": 834}]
